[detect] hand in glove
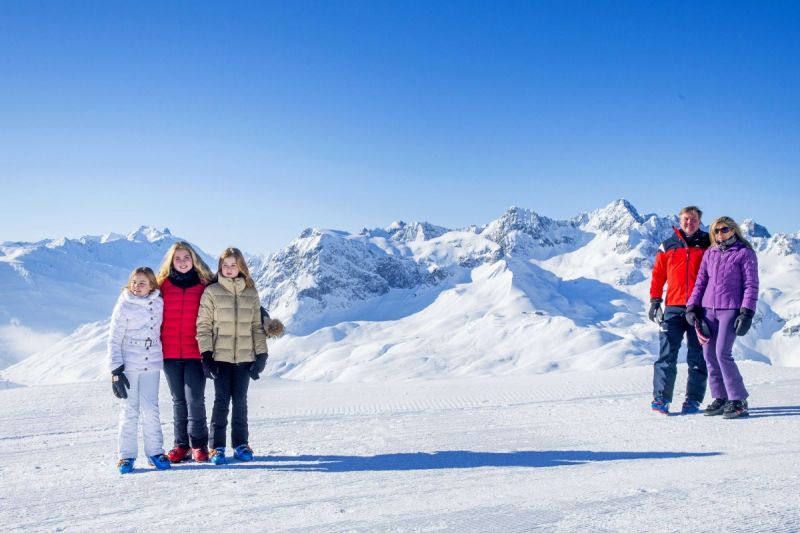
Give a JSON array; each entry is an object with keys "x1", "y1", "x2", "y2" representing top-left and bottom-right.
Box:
[
  {"x1": 685, "y1": 305, "x2": 701, "y2": 327},
  {"x1": 202, "y1": 351, "x2": 218, "y2": 380},
  {"x1": 734, "y1": 307, "x2": 755, "y2": 336},
  {"x1": 111, "y1": 365, "x2": 130, "y2": 399},
  {"x1": 249, "y1": 353, "x2": 268, "y2": 380},
  {"x1": 648, "y1": 299, "x2": 664, "y2": 324}
]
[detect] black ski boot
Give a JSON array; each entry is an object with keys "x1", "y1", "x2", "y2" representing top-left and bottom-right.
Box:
[
  {"x1": 723, "y1": 399, "x2": 749, "y2": 419},
  {"x1": 704, "y1": 398, "x2": 727, "y2": 416}
]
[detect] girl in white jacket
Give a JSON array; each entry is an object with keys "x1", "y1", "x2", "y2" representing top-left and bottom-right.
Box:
[{"x1": 107, "y1": 267, "x2": 170, "y2": 474}]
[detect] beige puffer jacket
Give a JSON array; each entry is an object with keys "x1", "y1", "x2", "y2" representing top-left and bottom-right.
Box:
[{"x1": 196, "y1": 276, "x2": 267, "y2": 363}]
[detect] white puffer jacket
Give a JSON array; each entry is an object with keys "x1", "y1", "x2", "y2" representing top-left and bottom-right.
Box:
[{"x1": 107, "y1": 290, "x2": 164, "y2": 372}]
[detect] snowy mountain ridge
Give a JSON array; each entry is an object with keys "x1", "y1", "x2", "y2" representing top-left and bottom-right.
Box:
[{"x1": 2, "y1": 200, "x2": 799, "y2": 385}]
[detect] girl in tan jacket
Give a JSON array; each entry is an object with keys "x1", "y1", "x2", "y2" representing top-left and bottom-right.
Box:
[{"x1": 196, "y1": 247, "x2": 268, "y2": 464}]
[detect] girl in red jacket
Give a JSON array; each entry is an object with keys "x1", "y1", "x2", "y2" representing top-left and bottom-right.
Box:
[{"x1": 156, "y1": 241, "x2": 214, "y2": 462}]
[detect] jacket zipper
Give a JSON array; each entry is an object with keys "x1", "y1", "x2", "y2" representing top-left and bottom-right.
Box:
[
  {"x1": 685, "y1": 247, "x2": 690, "y2": 303},
  {"x1": 179, "y1": 286, "x2": 186, "y2": 358},
  {"x1": 233, "y1": 288, "x2": 239, "y2": 362},
  {"x1": 713, "y1": 248, "x2": 726, "y2": 311}
]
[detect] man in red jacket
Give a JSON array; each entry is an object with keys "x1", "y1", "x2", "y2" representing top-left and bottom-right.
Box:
[{"x1": 649, "y1": 205, "x2": 710, "y2": 415}]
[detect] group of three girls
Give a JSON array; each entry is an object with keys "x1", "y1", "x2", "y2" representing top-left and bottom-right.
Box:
[{"x1": 108, "y1": 242, "x2": 275, "y2": 474}]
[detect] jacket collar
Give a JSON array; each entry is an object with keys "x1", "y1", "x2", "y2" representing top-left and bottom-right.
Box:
[
  {"x1": 217, "y1": 275, "x2": 246, "y2": 294},
  {"x1": 717, "y1": 235, "x2": 738, "y2": 251},
  {"x1": 673, "y1": 227, "x2": 709, "y2": 248},
  {"x1": 123, "y1": 289, "x2": 161, "y2": 304}
]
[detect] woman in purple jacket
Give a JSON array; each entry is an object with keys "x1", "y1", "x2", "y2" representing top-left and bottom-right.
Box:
[{"x1": 685, "y1": 216, "x2": 759, "y2": 419}]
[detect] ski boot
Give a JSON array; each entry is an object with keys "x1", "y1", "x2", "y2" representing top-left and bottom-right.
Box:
[
  {"x1": 723, "y1": 400, "x2": 749, "y2": 419},
  {"x1": 681, "y1": 399, "x2": 701, "y2": 414},
  {"x1": 148, "y1": 454, "x2": 172, "y2": 470},
  {"x1": 210, "y1": 447, "x2": 227, "y2": 465},
  {"x1": 233, "y1": 444, "x2": 254, "y2": 462},
  {"x1": 704, "y1": 398, "x2": 727, "y2": 416},
  {"x1": 192, "y1": 446, "x2": 210, "y2": 462},
  {"x1": 651, "y1": 396, "x2": 670, "y2": 415},
  {"x1": 117, "y1": 458, "x2": 135, "y2": 474}
]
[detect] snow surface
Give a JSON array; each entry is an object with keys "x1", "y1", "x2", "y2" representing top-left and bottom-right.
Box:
[{"x1": 1, "y1": 363, "x2": 799, "y2": 531}]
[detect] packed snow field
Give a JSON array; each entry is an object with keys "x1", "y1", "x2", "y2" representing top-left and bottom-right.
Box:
[{"x1": 2, "y1": 363, "x2": 799, "y2": 532}]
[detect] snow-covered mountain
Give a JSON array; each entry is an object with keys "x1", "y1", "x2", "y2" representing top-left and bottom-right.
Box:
[
  {"x1": 0, "y1": 227, "x2": 212, "y2": 367},
  {"x1": 3, "y1": 200, "x2": 799, "y2": 385}
]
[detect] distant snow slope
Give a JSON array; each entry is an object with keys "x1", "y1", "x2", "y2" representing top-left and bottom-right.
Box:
[
  {"x1": 0, "y1": 227, "x2": 213, "y2": 365},
  {"x1": 2, "y1": 200, "x2": 799, "y2": 385}
]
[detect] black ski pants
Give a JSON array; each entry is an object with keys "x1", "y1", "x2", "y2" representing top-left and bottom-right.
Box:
[
  {"x1": 653, "y1": 306, "x2": 708, "y2": 402},
  {"x1": 163, "y1": 359, "x2": 208, "y2": 448},
  {"x1": 210, "y1": 361, "x2": 251, "y2": 449}
]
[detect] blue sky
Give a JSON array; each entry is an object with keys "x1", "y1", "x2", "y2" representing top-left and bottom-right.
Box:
[{"x1": 1, "y1": 1, "x2": 798, "y2": 256}]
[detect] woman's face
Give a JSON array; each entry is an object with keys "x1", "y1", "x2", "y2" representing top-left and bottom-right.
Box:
[
  {"x1": 173, "y1": 249, "x2": 194, "y2": 274},
  {"x1": 220, "y1": 257, "x2": 240, "y2": 279},
  {"x1": 714, "y1": 223, "x2": 735, "y2": 242}
]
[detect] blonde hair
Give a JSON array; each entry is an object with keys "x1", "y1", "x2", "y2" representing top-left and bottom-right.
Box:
[
  {"x1": 709, "y1": 216, "x2": 752, "y2": 249},
  {"x1": 126, "y1": 266, "x2": 158, "y2": 295},
  {"x1": 215, "y1": 247, "x2": 256, "y2": 288},
  {"x1": 156, "y1": 241, "x2": 214, "y2": 286}
]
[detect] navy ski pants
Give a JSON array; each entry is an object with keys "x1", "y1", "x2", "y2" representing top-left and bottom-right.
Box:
[
  {"x1": 210, "y1": 361, "x2": 252, "y2": 449},
  {"x1": 653, "y1": 306, "x2": 707, "y2": 402},
  {"x1": 163, "y1": 359, "x2": 208, "y2": 448}
]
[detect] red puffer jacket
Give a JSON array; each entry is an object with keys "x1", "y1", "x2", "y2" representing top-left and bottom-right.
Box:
[
  {"x1": 650, "y1": 227, "x2": 710, "y2": 306},
  {"x1": 160, "y1": 278, "x2": 206, "y2": 359}
]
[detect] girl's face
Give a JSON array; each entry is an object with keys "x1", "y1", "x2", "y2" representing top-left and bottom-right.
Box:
[
  {"x1": 130, "y1": 273, "x2": 153, "y2": 297},
  {"x1": 172, "y1": 249, "x2": 193, "y2": 274},
  {"x1": 220, "y1": 257, "x2": 240, "y2": 279}
]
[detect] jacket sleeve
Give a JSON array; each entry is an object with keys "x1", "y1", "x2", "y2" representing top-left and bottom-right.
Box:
[
  {"x1": 252, "y1": 299, "x2": 268, "y2": 355},
  {"x1": 741, "y1": 248, "x2": 759, "y2": 311},
  {"x1": 687, "y1": 251, "x2": 710, "y2": 307},
  {"x1": 649, "y1": 245, "x2": 667, "y2": 301},
  {"x1": 107, "y1": 293, "x2": 127, "y2": 372},
  {"x1": 196, "y1": 289, "x2": 215, "y2": 354}
]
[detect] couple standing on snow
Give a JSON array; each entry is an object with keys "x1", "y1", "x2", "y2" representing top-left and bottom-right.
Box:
[
  {"x1": 107, "y1": 242, "x2": 284, "y2": 473},
  {"x1": 649, "y1": 205, "x2": 759, "y2": 419}
]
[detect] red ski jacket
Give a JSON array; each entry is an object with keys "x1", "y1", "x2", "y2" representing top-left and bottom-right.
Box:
[
  {"x1": 649, "y1": 227, "x2": 710, "y2": 306},
  {"x1": 160, "y1": 278, "x2": 206, "y2": 359}
]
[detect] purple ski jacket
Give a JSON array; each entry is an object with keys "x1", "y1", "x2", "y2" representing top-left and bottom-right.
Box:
[{"x1": 687, "y1": 239, "x2": 759, "y2": 311}]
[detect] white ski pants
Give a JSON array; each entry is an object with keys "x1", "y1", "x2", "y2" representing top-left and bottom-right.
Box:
[{"x1": 117, "y1": 369, "x2": 164, "y2": 459}]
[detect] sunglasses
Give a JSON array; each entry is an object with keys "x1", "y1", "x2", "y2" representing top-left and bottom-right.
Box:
[{"x1": 714, "y1": 227, "x2": 732, "y2": 234}]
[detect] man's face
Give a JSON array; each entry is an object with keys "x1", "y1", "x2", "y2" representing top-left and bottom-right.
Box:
[{"x1": 680, "y1": 211, "x2": 701, "y2": 236}]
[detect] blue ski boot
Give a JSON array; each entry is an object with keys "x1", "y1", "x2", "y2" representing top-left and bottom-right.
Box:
[
  {"x1": 210, "y1": 447, "x2": 227, "y2": 465},
  {"x1": 117, "y1": 458, "x2": 135, "y2": 474},
  {"x1": 148, "y1": 454, "x2": 172, "y2": 470},
  {"x1": 651, "y1": 396, "x2": 670, "y2": 415},
  {"x1": 681, "y1": 399, "x2": 702, "y2": 414},
  {"x1": 233, "y1": 444, "x2": 254, "y2": 462}
]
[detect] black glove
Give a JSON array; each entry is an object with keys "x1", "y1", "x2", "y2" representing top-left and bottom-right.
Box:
[
  {"x1": 202, "y1": 351, "x2": 218, "y2": 380},
  {"x1": 648, "y1": 299, "x2": 663, "y2": 324},
  {"x1": 111, "y1": 365, "x2": 130, "y2": 399},
  {"x1": 734, "y1": 307, "x2": 755, "y2": 336},
  {"x1": 685, "y1": 305, "x2": 701, "y2": 327},
  {"x1": 250, "y1": 353, "x2": 268, "y2": 380}
]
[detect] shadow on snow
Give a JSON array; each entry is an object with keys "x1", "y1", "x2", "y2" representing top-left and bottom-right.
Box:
[
  {"x1": 747, "y1": 405, "x2": 800, "y2": 418},
  {"x1": 171, "y1": 449, "x2": 722, "y2": 473}
]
